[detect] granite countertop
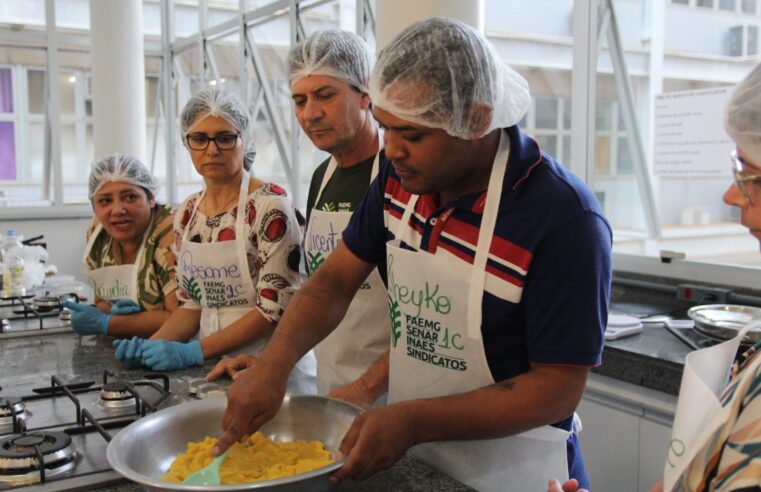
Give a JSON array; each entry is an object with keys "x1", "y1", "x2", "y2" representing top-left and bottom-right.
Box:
[
  {"x1": 599, "y1": 280, "x2": 732, "y2": 396},
  {"x1": 0, "y1": 333, "x2": 474, "y2": 492}
]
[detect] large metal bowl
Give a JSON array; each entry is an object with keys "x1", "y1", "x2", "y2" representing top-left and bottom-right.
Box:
[
  {"x1": 106, "y1": 395, "x2": 363, "y2": 491},
  {"x1": 687, "y1": 304, "x2": 761, "y2": 345}
]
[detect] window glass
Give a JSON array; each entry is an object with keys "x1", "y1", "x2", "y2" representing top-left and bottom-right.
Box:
[
  {"x1": 145, "y1": 76, "x2": 159, "y2": 118},
  {"x1": 60, "y1": 123, "x2": 78, "y2": 183},
  {"x1": 535, "y1": 97, "x2": 559, "y2": 129},
  {"x1": 245, "y1": 20, "x2": 294, "y2": 197},
  {"x1": 616, "y1": 137, "x2": 634, "y2": 175},
  {"x1": 672, "y1": 0, "x2": 689, "y2": 4},
  {"x1": 301, "y1": 0, "x2": 341, "y2": 33},
  {"x1": 562, "y1": 98, "x2": 572, "y2": 129},
  {"x1": 562, "y1": 135, "x2": 572, "y2": 166},
  {"x1": 741, "y1": 0, "x2": 757, "y2": 13},
  {"x1": 55, "y1": 0, "x2": 89, "y2": 29},
  {"x1": 59, "y1": 72, "x2": 76, "y2": 115},
  {"x1": 0, "y1": 67, "x2": 13, "y2": 112},
  {"x1": 536, "y1": 134, "x2": 557, "y2": 156},
  {"x1": 26, "y1": 70, "x2": 45, "y2": 114},
  {"x1": 596, "y1": 99, "x2": 613, "y2": 132},
  {"x1": 719, "y1": 0, "x2": 736, "y2": 10},
  {"x1": 27, "y1": 121, "x2": 45, "y2": 183},
  {"x1": 175, "y1": 2, "x2": 200, "y2": 40},
  {"x1": 0, "y1": 121, "x2": 16, "y2": 180},
  {"x1": 587, "y1": 1, "x2": 761, "y2": 269},
  {"x1": 0, "y1": 0, "x2": 45, "y2": 26}
]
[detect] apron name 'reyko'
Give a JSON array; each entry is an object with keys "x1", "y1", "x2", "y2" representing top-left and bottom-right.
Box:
[{"x1": 388, "y1": 254, "x2": 452, "y2": 317}]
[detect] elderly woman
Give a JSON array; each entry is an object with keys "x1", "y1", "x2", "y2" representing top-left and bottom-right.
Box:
[
  {"x1": 550, "y1": 64, "x2": 761, "y2": 492},
  {"x1": 115, "y1": 89, "x2": 315, "y2": 394},
  {"x1": 63, "y1": 154, "x2": 178, "y2": 337}
]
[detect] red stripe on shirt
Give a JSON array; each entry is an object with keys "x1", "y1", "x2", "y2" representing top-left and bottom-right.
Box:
[{"x1": 442, "y1": 216, "x2": 533, "y2": 271}]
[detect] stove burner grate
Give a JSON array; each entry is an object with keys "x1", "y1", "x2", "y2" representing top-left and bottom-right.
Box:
[
  {"x1": 0, "y1": 398, "x2": 26, "y2": 434},
  {"x1": 0, "y1": 431, "x2": 77, "y2": 484},
  {"x1": 97, "y1": 381, "x2": 138, "y2": 410}
]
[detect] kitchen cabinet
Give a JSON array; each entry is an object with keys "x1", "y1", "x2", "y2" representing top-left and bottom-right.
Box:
[{"x1": 577, "y1": 373, "x2": 677, "y2": 492}]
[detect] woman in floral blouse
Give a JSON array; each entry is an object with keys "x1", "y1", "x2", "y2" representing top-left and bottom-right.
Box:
[{"x1": 114, "y1": 89, "x2": 315, "y2": 394}]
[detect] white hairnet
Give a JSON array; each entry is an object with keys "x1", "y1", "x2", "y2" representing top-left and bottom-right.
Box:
[
  {"x1": 287, "y1": 30, "x2": 371, "y2": 92},
  {"x1": 88, "y1": 154, "x2": 159, "y2": 201},
  {"x1": 725, "y1": 63, "x2": 761, "y2": 164},
  {"x1": 370, "y1": 17, "x2": 530, "y2": 140},
  {"x1": 180, "y1": 89, "x2": 256, "y2": 171}
]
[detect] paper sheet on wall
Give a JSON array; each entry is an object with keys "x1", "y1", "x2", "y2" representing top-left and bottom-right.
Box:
[{"x1": 653, "y1": 87, "x2": 735, "y2": 177}]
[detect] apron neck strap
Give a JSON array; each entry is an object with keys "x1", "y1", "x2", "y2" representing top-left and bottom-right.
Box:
[
  {"x1": 466, "y1": 130, "x2": 510, "y2": 337},
  {"x1": 394, "y1": 130, "x2": 511, "y2": 338},
  {"x1": 316, "y1": 146, "x2": 383, "y2": 205}
]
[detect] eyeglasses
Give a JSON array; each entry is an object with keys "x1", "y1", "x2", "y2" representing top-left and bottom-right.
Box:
[
  {"x1": 185, "y1": 133, "x2": 240, "y2": 151},
  {"x1": 731, "y1": 150, "x2": 761, "y2": 205}
]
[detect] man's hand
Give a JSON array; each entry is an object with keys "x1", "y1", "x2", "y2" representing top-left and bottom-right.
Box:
[
  {"x1": 206, "y1": 354, "x2": 257, "y2": 381},
  {"x1": 330, "y1": 403, "x2": 418, "y2": 482},
  {"x1": 212, "y1": 358, "x2": 290, "y2": 456},
  {"x1": 327, "y1": 379, "x2": 378, "y2": 410},
  {"x1": 547, "y1": 478, "x2": 588, "y2": 492}
]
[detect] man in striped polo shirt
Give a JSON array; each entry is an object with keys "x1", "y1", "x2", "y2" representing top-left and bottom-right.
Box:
[{"x1": 217, "y1": 17, "x2": 612, "y2": 492}]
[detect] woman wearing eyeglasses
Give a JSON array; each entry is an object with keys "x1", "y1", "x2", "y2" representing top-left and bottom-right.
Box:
[
  {"x1": 550, "y1": 64, "x2": 761, "y2": 492},
  {"x1": 114, "y1": 89, "x2": 315, "y2": 395}
]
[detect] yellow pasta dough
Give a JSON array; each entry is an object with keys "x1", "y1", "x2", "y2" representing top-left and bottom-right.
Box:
[{"x1": 162, "y1": 432, "x2": 334, "y2": 484}]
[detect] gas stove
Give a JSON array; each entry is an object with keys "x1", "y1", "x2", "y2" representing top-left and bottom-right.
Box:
[
  {"x1": 0, "y1": 294, "x2": 77, "y2": 340},
  {"x1": 0, "y1": 370, "x2": 218, "y2": 491}
]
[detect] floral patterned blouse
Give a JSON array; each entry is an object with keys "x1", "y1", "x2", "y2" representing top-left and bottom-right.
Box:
[
  {"x1": 85, "y1": 204, "x2": 177, "y2": 310},
  {"x1": 173, "y1": 183, "x2": 302, "y2": 323}
]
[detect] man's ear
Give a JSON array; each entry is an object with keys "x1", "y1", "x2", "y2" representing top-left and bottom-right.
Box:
[
  {"x1": 468, "y1": 101, "x2": 494, "y2": 139},
  {"x1": 360, "y1": 91, "x2": 372, "y2": 111}
]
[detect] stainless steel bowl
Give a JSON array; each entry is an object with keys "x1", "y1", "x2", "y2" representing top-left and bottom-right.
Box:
[
  {"x1": 687, "y1": 304, "x2": 761, "y2": 345},
  {"x1": 106, "y1": 395, "x2": 362, "y2": 491}
]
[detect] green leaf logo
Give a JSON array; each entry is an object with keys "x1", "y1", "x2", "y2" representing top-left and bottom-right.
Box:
[
  {"x1": 307, "y1": 251, "x2": 326, "y2": 274},
  {"x1": 182, "y1": 276, "x2": 202, "y2": 304},
  {"x1": 389, "y1": 297, "x2": 402, "y2": 348},
  {"x1": 321, "y1": 202, "x2": 337, "y2": 212}
]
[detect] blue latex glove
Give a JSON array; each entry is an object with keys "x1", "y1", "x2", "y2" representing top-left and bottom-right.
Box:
[
  {"x1": 141, "y1": 339, "x2": 204, "y2": 371},
  {"x1": 63, "y1": 300, "x2": 110, "y2": 336},
  {"x1": 110, "y1": 299, "x2": 142, "y2": 315},
  {"x1": 113, "y1": 336, "x2": 146, "y2": 368}
]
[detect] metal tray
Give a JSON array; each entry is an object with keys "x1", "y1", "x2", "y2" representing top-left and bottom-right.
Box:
[{"x1": 687, "y1": 304, "x2": 761, "y2": 345}]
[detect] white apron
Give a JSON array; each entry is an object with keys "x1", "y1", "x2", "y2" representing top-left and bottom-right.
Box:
[
  {"x1": 306, "y1": 153, "x2": 389, "y2": 397},
  {"x1": 82, "y1": 214, "x2": 152, "y2": 304},
  {"x1": 663, "y1": 320, "x2": 761, "y2": 491},
  {"x1": 178, "y1": 172, "x2": 316, "y2": 395},
  {"x1": 386, "y1": 130, "x2": 571, "y2": 492}
]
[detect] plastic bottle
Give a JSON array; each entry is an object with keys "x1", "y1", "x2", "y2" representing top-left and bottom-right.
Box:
[
  {"x1": 2, "y1": 253, "x2": 25, "y2": 297},
  {"x1": 1, "y1": 230, "x2": 22, "y2": 256}
]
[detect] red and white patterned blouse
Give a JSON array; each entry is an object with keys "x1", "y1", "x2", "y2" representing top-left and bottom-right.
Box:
[{"x1": 173, "y1": 183, "x2": 303, "y2": 323}]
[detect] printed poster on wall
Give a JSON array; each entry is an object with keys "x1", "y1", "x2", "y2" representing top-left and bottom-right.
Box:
[{"x1": 653, "y1": 86, "x2": 735, "y2": 177}]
